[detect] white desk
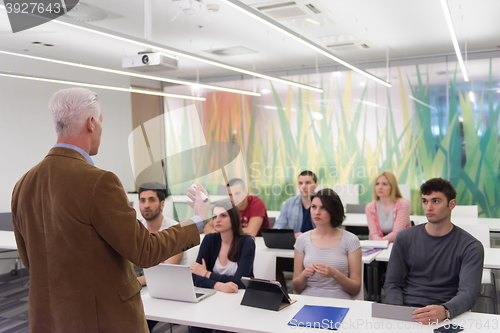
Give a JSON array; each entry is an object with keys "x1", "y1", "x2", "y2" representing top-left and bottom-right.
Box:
[
  {"x1": 374, "y1": 243, "x2": 393, "y2": 262},
  {"x1": 142, "y1": 290, "x2": 500, "y2": 332},
  {"x1": 484, "y1": 248, "x2": 500, "y2": 269},
  {"x1": 343, "y1": 213, "x2": 368, "y2": 227},
  {"x1": 0, "y1": 230, "x2": 17, "y2": 250},
  {"x1": 479, "y1": 218, "x2": 500, "y2": 232}
]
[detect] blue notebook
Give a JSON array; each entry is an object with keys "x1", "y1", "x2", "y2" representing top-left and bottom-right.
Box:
[{"x1": 288, "y1": 305, "x2": 349, "y2": 330}]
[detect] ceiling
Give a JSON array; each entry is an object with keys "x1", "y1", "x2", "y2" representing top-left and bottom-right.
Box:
[{"x1": 0, "y1": 0, "x2": 499, "y2": 89}]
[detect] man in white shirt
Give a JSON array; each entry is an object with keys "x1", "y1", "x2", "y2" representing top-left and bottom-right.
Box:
[
  {"x1": 136, "y1": 182, "x2": 186, "y2": 332},
  {"x1": 137, "y1": 182, "x2": 185, "y2": 280}
]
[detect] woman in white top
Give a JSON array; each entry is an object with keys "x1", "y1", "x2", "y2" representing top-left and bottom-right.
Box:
[
  {"x1": 190, "y1": 200, "x2": 255, "y2": 333},
  {"x1": 293, "y1": 188, "x2": 362, "y2": 299},
  {"x1": 190, "y1": 200, "x2": 255, "y2": 292}
]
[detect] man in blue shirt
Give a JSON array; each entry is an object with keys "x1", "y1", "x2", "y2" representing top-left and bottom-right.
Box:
[
  {"x1": 273, "y1": 170, "x2": 318, "y2": 289},
  {"x1": 274, "y1": 170, "x2": 318, "y2": 237}
]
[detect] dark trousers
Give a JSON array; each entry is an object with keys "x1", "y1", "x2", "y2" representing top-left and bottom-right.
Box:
[{"x1": 147, "y1": 320, "x2": 158, "y2": 333}]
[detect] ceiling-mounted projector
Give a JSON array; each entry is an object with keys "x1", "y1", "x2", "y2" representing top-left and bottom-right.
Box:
[{"x1": 122, "y1": 52, "x2": 178, "y2": 72}]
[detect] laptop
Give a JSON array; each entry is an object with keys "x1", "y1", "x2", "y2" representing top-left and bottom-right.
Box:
[
  {"x1": 144, "y1": 264, "x2": 216, "y2": 303},
  {"x1": 372, "y1": 303, "x2": 418, "y2": 322},
  {"x1": 261, "y1": 228, "x2": 296, "y2": 249}
]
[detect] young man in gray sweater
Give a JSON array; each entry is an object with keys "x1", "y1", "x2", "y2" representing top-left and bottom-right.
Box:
[{"x1": 384, "y1": 178, "x2": 484, "y2": 324}]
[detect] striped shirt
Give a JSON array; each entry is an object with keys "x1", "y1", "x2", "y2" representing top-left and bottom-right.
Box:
[{"x1": 295, "y1": 229, "x2": 360, "y2": 299}]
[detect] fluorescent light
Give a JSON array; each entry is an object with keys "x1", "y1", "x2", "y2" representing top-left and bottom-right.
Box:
[
  {"x1": 257, "y1": 105, "x2": 278, "y2": 110},
  {"x1": 408, "y1": 95, "x2": 436, "y2": 111},
  {"x1": 220, "y1": 0, "x2": 391, "y2": 88},
  {"x1": 311, "y1": 112, "x2": 323, "y2": 120},
  {"x1": 439, "y1": 0, "x2": 469, "y2": 81},
  {"x1": 305, "y1": 18, "x2": 320, "y2": 25},
  {"x1": 49, "y1": 18, "x2": 323, "y2": 93},
  {"x1": 468, "y1": 91, "x2": 475, "y2": 103},
  {"x1": 0, "y1": 4, "x2": 320, "y2": 92},
  {"x1": 0, "y1": 49, "x2": 260, "y2": 96},
  {"x1": 261, "y1": 89, "x2": 271, "y2": 94},
  {"x1": 0, "y1": 71, "x2": 206, "y2": 101},
  {"x1": 361, "y1": 100, "x2": 379, "y2": 107}
]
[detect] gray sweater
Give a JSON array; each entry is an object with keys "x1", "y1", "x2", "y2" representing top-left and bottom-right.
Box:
[{"x1": 384, "y1": 224, "x2": 484, "y2": 318}]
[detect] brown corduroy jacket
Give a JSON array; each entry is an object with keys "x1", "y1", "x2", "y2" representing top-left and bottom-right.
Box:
[{"x1": 11, "y1": 147, "x2": 199, "y2": 333}]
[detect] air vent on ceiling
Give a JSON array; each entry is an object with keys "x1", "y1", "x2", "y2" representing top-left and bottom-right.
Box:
[
  {"x1": 326, "y1": 40, "x2": 374, "y2": 51},
  {"x1": 256, "y1": 1, "x2": 297, "y2": 11},
  {"x1": 64, "y1": 3, "x2": 122, "y2": 22},
  {"x1": 305, "y1": 4, "x2": 321, "y2": 14},
  {"x1": 204, "y1": 46, "x2": 258, "y2": 57},
  {"x1": 253, "y1": 0, "x2": 328, "y2": 20},
  {"x1": 435, "y1": 70, "x2": 454, "y2": 75}
]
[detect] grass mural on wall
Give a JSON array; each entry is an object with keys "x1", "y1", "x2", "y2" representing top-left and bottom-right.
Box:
[{"x1": 165, "y1": 58, "x2": 499, "y2": 217}]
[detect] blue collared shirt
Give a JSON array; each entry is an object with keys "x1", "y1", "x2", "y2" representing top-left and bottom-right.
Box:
[
  {"x1": 273, "y1": 194, "x2": 316, "y2": 233},
  {"x1": 54, "y1": 143, "x2": 94, "y2": 166}
]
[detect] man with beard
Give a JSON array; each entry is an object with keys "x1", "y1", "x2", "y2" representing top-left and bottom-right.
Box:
[
  {"x1": 135, "y1": 182, "x2": 185, "y2": 332},
  {"x1": 137, "y1": 182, "x2": 185, "y2": 282}
]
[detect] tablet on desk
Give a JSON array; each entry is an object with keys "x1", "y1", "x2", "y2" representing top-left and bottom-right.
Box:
[
  {"x1": 261, "y1": 228, "x2": 296, "y2": 249},
  {"x1": 240, "y1": 277, "x2": 297, "y2": 311},
  {"x1": 372, "y1": 303, "x2": 418, "y2": 322}
]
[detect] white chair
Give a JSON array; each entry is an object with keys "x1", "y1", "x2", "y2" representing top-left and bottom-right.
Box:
[
  {"x1": 126, "y1": 193, "x2": 142, "y2": 220},
  {"x1": 267, "y1": 211, "x2": 281, "y2": 219},
  {"x1": 184, "y1": 245, "x2": 201, "y2": 266},
  {"x1": 332, "y1": 184, "x2": 360, "y2": 205},
  {"x1": 398, "y1": 184, "x2": 411, "y2": 203},
  {"x1": 459, "y1": 224, "x2": 497, "y2": 313},
  {"x1": 452, "y1": 205, "x2": 478, "y2": 219}
]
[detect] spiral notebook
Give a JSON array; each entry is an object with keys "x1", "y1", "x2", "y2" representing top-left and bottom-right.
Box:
[{"x1": 287, "y1": 305, "x2": 349, "y2": 330}]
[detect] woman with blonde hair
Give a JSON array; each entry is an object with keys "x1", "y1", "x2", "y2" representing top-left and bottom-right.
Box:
[{"x1": 365, "y1": 171, "x2": 411, "y2": 242}]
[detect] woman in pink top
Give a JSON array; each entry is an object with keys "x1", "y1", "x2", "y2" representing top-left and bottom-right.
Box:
[{"x1": 365, "y1": 171, "x2": 411, "y2": 242}]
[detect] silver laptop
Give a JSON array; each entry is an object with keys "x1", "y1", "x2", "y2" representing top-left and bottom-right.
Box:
[
  {"x1": 144, "y1": 264, "x2": 216, "y2": 303},
  {"x1": 372, "y1": 303, "x2": 418, "y2": 322}
]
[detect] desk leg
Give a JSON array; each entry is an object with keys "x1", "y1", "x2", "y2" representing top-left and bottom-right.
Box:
[
  {"x1": 374, "y1": 266, "x2": 379, "y2": 302},
  {"x1": 366, "y1": 265, "x2": 373, "y2": 301}
]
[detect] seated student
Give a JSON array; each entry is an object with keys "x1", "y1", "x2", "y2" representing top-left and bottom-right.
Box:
[
  {"x1": 190, "y1": 200, "x2": 255, "y2": 333},
  {"x1": 204, "y1": 178, "x2": 269, "y2": 237},
  {"x1": 191, "y1": 200, "x2": 255, "y2": 290},
  {"x1": 273, "y1": 170, "x2": 318, "y2": 289},
  {"x1": 134, "y1": 182, "x2": 186, "y2": 333},
  {"x1": 366, "y1": 171, "x2": 411, "y2": 242},
  {"x1": 384, "y1": 178, "x2": 484, "y2": 324},
  {"x1": 274, "y1": 170, "x2": 318, "y2": 237},
  {"x1": 292, "y1": 189, "x2": 362, "y2": 299}
]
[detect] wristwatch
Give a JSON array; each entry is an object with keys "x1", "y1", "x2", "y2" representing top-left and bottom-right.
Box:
[{"x1": 443, "y1": 305, "x2": 451, "y2": 320}]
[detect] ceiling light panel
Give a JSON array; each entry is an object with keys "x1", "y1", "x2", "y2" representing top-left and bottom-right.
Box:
[{"x1": 221, "y1": 0, "x2": 391, "y2": 87}]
